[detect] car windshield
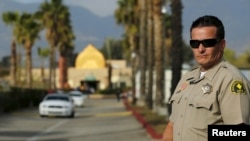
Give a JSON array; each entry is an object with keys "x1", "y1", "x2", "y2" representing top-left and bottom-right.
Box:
[{"x1": 46, "y1": 96, "x2": 69, "y2": 101}]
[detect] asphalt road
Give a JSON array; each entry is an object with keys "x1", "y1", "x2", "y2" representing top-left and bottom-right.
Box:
[{"x1": 0, "y1": 97, "x2": 155, "y2": 141}]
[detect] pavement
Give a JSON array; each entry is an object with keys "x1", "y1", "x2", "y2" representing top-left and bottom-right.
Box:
[
  {"x1": 88, "y1": 94, "x2": 163, "y2": 141},
  {"x1": 0, "y1": 94, "x2": 163, "y2": 141}
]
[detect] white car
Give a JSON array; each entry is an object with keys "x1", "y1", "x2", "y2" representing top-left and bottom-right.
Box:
[
  {"x1": 68, "y1": 90, "x2": 87, "y2": 107},
  {"x1": 39, "y1": 93, "x2": 75, "y2": 118}
]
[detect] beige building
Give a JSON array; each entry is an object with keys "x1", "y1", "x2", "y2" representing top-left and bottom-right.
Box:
[{"x1": 33, "y1": 44, "x2": 132, "y2": 91}]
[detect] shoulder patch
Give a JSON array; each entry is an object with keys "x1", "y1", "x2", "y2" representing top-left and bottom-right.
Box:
[
  {"x1": 175, "y1": 82, "x2": 189, "y2": 94},
  {"x1": 230, "y1": 80, "x2": 245, "y2": 94}
]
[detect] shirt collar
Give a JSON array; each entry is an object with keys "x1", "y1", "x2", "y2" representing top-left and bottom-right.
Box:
[
  {"x1": 201, "y1": 59, "x2": 226, "y2": 81},
  {"x1": 186, "y1": 59, "x2": 226, "y2": 82}
]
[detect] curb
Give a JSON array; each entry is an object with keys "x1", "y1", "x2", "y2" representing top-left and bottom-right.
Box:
[{"x1": 123, "y1": 100, "x2": 163, "y2": 140}]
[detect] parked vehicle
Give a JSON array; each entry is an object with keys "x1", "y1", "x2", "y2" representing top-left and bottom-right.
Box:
[
  {"x1": 39, "y1": 93, "x2": 75, "y2": 118},
  {"x1": 68, "y1": 90, "x2": 87, "y2": 107}
]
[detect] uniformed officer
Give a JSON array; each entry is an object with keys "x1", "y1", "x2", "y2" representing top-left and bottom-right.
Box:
[{"x1": 162, "y1": 15, "x2": 250, "y2": 141}]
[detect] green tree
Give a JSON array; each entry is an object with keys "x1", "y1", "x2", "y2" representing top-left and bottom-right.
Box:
[
  {"x1": 235, "y1": 51, "x2": 250, "y2": 68},
  {"x1": 17, "y1": 13, "x2": 42, "y2": 88},
  {"x1": 38, "y1": 47, "x2": 50, "y2": 84},
  {"x1": 115, "y1": 0, "x2": 139, "y2": 104},
  {"x1": 224, "y1": 48, "x2": 250, "y2": 68},
  {"x1": 224, "y1": 47, "x2": 237, "y2": 64},
  {"x1": 2, "y1": 12, "x2": 19, "y2": 86},
  {"x1": 246, "y1": 50, "x2": 250, "y2": 66},
  {"x1": 101, "y1": 38, "x2": 124, "y2": 60},
  {"x1": 36, "y1": 0, "x2": 75, "y2": 89},
  {"x1": 56, "y1": 6, "x2": 75, "y2": 90}
]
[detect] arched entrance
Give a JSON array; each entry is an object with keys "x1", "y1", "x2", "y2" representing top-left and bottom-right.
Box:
[{"x1": 79, "y1": 74, "x2": 99, "y2": 94}]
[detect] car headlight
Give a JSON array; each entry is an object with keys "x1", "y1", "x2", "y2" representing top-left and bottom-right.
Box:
[{"x1": 40, "y1": 104, "x2": 47, "y2": 108}]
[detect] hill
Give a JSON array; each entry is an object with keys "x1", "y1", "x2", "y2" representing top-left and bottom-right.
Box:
[
  {"x1": 1, "y1": 0, "x2": 250, "y2": 65},
  {"x1": 0, "y1": 0, "x2": 123, "y2": 64}
]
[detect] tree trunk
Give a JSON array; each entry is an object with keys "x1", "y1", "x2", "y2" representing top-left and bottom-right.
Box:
[
  {"x1": 58, "y1": 56, "x2": 65, "y2": 89},
  {"x1": 153, "y1": 0, "x2": 165, "y2": 108},
  {"x1": 107, "y1": 62, "x2": 113, "y2": 90},
  {"x1": 25, "y1": 45, "x2": 32, "y2": 88},
  {"x1": 49, "y1": 46, "x2": 56, "y2": 90},
  {"x1": 169, "y1": 0, "x2": 183, "y2": 114},
  {"x1": 138, "y1": 0, "x2": 147, "y2": 106},
  {"x1": 10, "y1": 38, "x2": 17, "y2": 86},
  {"x1": 146, "y1": 0, "x2": 154, "y2": 109},
  {"x1": 41, "y1": 58, "x2": 45, "y2": 84},
  {"x1": 59, "y1": 49, "x2": 68, "y2": 89},
  {"x1": 130, "y1": 34, "x2": 138, "y2": 105}
]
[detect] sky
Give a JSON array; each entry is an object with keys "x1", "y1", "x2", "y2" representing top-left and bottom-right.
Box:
[
  {"x1": 12, "y1": 0, "x2": 118, "y2": 17},
  {"x1": 10, "y1": 0, "x2": 250, "y2": 55}
]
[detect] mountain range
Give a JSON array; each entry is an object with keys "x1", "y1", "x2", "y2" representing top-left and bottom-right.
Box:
[
  {"x1": 1, "y1": 0, "x2": 250, "y2": 66},
  {"x1": 0, "y1": 0, "x2": 123, "y2": 65}
]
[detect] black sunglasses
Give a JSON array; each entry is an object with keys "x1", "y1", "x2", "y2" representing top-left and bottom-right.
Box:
[{"x1": 189, "y1": 38, "x2": 219, "y2": 48}]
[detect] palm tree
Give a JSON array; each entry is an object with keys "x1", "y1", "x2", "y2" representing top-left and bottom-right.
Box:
[
  {"x1": 145, "y1": 0, "x2": 154, "y2": 109},
  {"x1": 36, "y1": 0, "x2": 74, "y2": 90},
  {"x1": 169, "y1": 0, "x2": 183, "y2": 114},
  {"x1": 17, "y1": 13, "x2": 42, "y2": 88},
  {"x1": 114, "y1": 0, "x2": 139, "y2": 104},
  {"x1": 2, "y1": 12, "x2": 20, "y2": 86},
  {"x1": 56, "y1": 5, "x2": 75, "y2": 90},
  {"x1": 138, "y1": 0, "x2": 147, "y2": 106},
  {"x1": 37, "y1": 47, "x2": 50, "y2": 85},
  {"x1": 58, "y1": 39, "x2": 75, "y2": 90},
  {"x1": 153, "y1": 0, "x2": 165, "y2": 108}
]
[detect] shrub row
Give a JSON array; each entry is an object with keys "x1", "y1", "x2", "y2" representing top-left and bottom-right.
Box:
[{"x1": 0, "y1": 87, "x2": 47, "y2": 113}]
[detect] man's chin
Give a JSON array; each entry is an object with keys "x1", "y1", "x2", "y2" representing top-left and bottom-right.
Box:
[{"x1": 197, "y1": 60, "x2": 207, "y2": 65}]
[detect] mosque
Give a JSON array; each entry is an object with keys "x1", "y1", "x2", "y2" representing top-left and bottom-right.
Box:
[{"x1": 33, "y1": 43, "x2": 132, "y2": 92}]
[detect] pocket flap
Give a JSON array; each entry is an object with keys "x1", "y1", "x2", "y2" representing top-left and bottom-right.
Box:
[
  {"x1": 189, "y1": 98, "x2": 212, "y2": 110},
  {"x1": 169, "y1": 94, "x2": 183, "y2": 104}
]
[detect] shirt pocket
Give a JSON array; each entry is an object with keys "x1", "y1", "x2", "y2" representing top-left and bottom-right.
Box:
[
  {"x1": 169, "y1": 94, "x2": 184, "y2": 122},
  {"x1": 189, "y1": 97, "x2": 213, "y2": 130},
  {"x1": 169, "y1": 93, "x2": 183, "y2": 104}
]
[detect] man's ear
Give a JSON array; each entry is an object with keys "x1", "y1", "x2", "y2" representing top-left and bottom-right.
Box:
[{"x1": 220, "y1": 39, "x2": 226, "y2": 50}]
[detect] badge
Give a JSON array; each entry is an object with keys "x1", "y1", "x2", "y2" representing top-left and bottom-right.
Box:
[
  {"x1": 176, "y1": 82, "x2": 188, "y2": 93},
  {"x1": 201, "y1": 83, "x2": 212, "y2": 94},
  {"x1": 230, "y1": 80, "x2": 245, "y2": 94},
  {"x1": 180, "y1": 82, "x2": 188, "y2": 90}
]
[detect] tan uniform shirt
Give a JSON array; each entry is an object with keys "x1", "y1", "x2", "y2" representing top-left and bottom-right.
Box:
[{"x1": 169, "y1": 60, "x2": 250, "y2": 141}]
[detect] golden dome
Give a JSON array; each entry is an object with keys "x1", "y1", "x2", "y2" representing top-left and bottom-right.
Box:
[{"x1": 75, "y1": 44, "x2": 106, "y2": 69}]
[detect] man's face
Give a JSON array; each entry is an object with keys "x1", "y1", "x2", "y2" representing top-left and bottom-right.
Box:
[{"x1": 190, "y1": 26, "x2": 225, "y2": 71}]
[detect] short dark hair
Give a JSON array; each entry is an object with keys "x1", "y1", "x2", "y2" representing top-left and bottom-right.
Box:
[{"x1": 190, "y1": 15, "x2": 225, "y2": 40}]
